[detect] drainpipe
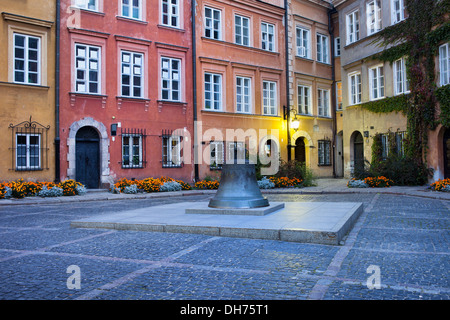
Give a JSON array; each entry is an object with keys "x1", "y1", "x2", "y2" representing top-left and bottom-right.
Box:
[
  {"x1": 328, "y1": 5, "x2": 337, "y2": 178},
  {"x1": 55, "y1": 0, "x2": 61, "y2": 183},
  {"x1": 284, "y1": 0, "x2": 291, "y2": 161},
  {"x1": 192, "y1": 0, "x2": 199, "y2": 182}
]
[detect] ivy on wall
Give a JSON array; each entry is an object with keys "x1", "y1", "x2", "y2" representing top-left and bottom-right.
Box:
[{"x1": 366, "y1": 0, "x2": 450, "y2": 166}]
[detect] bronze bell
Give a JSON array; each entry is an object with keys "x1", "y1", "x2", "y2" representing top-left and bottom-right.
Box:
[{"x1": 208, "y1": 162, "x2": 270, "y2": 209}]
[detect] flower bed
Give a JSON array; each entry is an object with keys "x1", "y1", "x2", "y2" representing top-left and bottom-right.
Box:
[
  {"x1": 194, "y1": 180, "x2": 220, "y2": 190},
  {"x1": 430, "y1": 178, "x2": 450, "y2": 192},
  {"x1": 0, "y1": 179, "x2": 86, "y2": 199},
  {"x1": 348, "y1": 176, "x2": 394, "y2": 188},
  {"x1": 111, "y1": 176, "x2": 192, "y2": 194}
]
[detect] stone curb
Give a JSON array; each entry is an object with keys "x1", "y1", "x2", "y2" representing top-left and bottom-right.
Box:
[{"x1": 1, "y1": 186, "x2": 449, "y2": 206}]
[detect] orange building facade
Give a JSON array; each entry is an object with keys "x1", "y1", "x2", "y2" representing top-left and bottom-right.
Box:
[{"x1": 193, "y1": 0, "x2": 288, "y2": 180}]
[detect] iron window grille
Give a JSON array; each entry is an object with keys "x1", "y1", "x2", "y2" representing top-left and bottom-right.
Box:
[
  {"x1": 161, "y1": 129, "x2": 183, "y2": 168},
  {"x1": 120, "y1": 128, "x2": 147, "y2": 168},
  {"x1": 9, "y1": 117, "x2": 49, "y2": 171},
  {"x1": 318, "y1": 140, "x2": 331, "y2": 166}
]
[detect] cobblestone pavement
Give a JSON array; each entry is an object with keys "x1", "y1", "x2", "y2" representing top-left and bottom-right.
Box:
[{"x1": 0, "y1": 193, "x2": 448, "y2": 303}]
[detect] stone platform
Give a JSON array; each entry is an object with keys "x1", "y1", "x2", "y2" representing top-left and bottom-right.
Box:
[
  {"x1": 71, "y1": 201, "x2": 364, "y2": 245},
  {"x1": 185, "y1": 202, "x2": 285, "y2": 216}
]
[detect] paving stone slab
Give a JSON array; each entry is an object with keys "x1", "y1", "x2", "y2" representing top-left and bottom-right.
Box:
[{"x1": 71, "y1": 201, "x2": 364, "y2": 245}]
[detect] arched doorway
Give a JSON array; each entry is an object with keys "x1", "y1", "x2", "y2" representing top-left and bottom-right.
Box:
[
  {"x1": 444, "y1": 128, "x2": 450, "y2": 178},
  {"x1": 76, "y1": 126, "x2": 100, "y2": 188},
  {"x1": 295, "y1": 137, "x2": 306, "y2": 164},
  {"x1": 352, "y1": 131, "x2": 364, "y2": 175}
]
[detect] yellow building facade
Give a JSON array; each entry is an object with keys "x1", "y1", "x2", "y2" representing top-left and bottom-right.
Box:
[{"x1": 0, "y1": 1, "x2": 57, "y2": 182}]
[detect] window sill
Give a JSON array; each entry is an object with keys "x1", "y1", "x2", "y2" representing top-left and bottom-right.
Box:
[
  {"x1": 201, "y1": 37, "x2": 280, "y2": 56},
  {"x1": 157, "y1": 24, "x2": 185, "y2": 32},
  {"x1": 157, "y1": 100, "x2": 187, "y2": 113},
  {"x1": 71, "y1": 7, "x2": 105, "y2": 17},
  {"x1": 117, "y1": 96, "x2": 150, "y2": 110},
  {"x1": 0, "y1": 81, "x2": 49, "y2": 90},
  {"x1": 116, "y1": 16, "x2": 148, "y2": 25}
]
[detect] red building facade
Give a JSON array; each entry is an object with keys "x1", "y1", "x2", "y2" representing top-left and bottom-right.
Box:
[{"x1": 59, "y1": 0, "x2": 194, "y2": 188}]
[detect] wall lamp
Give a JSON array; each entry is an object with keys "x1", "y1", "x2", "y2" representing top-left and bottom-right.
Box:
[{"x1": 283, "y1": 106, "x2": 300, "y2": 131}]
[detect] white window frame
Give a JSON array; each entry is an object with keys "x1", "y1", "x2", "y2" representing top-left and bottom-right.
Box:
[
  {"x1": 204, "y1": 6, "x2": 221, "y2": 40},
  {"x1": 346, "y1": 10, "x2": 360, "y2": 45},
  {"x1": 439, "y1": 43, "x2": 450, "y2": 86},
  {"x1": 161, "y1": 56, "x2": 181, "y2": 101},
  {"x1": 296, "y1": 27, "x2": 311, "y2": 59},
  {"x1": 318, "y1": 140, "x2": 331, "y2": 166},
  {"x1": 15, "y1": 133, "x2": 41, "y2": 170},
  {"x1": 317, "y1": 88, "x2": 330, "y2": 117},
  {"x1": 74, "y1": 0, "x2": 99, "y2": 11},
  {"x1": 204, "y1": 72, "x2": 222, "y2": 111},
  {"x1": 121, "y1": 50, "x2": 144, "y2": 98},
  {"x1": 162, "y1": 135, "x2": 181, "y2": 167},
  {"x1": 262, "y1": 80, "x2": 277, "y2": 116},
  {"x1": 236, "y1": 76, "x2": 251, "y2": 113},
  {"x1": 391, "y1": 0, "x2": 405, "y2": 24},
  {"x1": 336, "y1": 81, "x2": 343, "y2": 110},
  {"x1": 349, "y1": 72, "x2": 362, "y2": 105},
  {"x1": 122, "y1": 134, "x2": 143, "y2": 168},
  {"x1": 120, "y1": 0, "x2": 142, "y2": 20},
  {"x1": 261, "y1": 22, "x2": 275, "y2": 52},
  {"x1": 367, "y1": 0, "x2": 382, "y2": 35},
  {"x1": 161, "y1": 0, "x2": 180, "y2": 28},
  {"x1": 75, "y1": 43, "x2": 101, "y2": 94},
  {"x1": 317, "y1": 33, "x2": 329, "y2": 64},
  {"x1": 13, "y1": 33, "x2": 41, "y2": 85},
  {"x1": 227, "y1": 141, "x2": 246, "y2": 163},
  {"x1": 334, "y1": 37, "x2": 341, "y2": 57},
  {"x1": 393, "y1": 57, "x2": 410, "y2": 95},
  {"x1": 210, "y1": 141, "x2": 224, "y2": 169},
  {"x1": 235, "y1": 15, "x2": 250, "y2": 46},
  {"x1": 297, "y1": 84, "x2": 311, "y2": 115},
  {"x1": 369, "y1": 65, "x2": 385, "y2": 100}
]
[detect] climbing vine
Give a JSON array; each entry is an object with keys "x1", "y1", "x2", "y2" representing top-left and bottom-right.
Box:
[
  {"x1": 361, "y1": 94, "x2": 409, "y2": 114},
  {"x1": 369, "y1": 0, "x2": 450, "y2": 167}
]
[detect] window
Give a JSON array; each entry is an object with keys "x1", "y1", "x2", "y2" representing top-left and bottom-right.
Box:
[
  {"x1": 349, "y1": 72, "x2": 362, "y2": 105},
  {"x1": 395, "y1": 131, "x2": 406, "y2": 157},
  {"x1": 317, "y1": 88, "x2": 330, "y2": 117},
  {"x1": 161, "y1": 0, "x2": 180, "y2": 28},
  {"x1": 263, "y1": 81, "x2": 277, "y2": 115},
  {"x1": 121, "y1": 0, "x2": 142, "y2": 20},
  {"x1": 162, "y1": 135, "x2": 181, "y2": 167},
  {"x1": 261, "y1": 22, "x2": 275, "y2": 52},
  {"x1": 367, "y1": 0, "x2": 382, "y2": 35},
  {"x1": 439, "y1": 43, "x2": 450, "y2": 86},
  {"x1": 316, "y1": 34, "x2": 329, "y2": 64},
  {"x1": 369, "y1": 65, "x2": 385, "y2": 100},
  {"x1": 227, "y1": 141, "x2": 246, "y2": 163},
  {"x1": 122, "y1": 134, "x2": 143, "y2": 168},
  {"x1": 13, "y1": 33, "x2": 40, "y2": 85},
  {"x1": 318, "y1": 140, "x2": 331, "y2": 166},
  {"x1": 204, "y1": 73, "x2": 222, "y2": 111},
  {"x1": 236, "y1": 76, "x2": 251, "y2": 113},
  {"x1": 235, "y1": 15, "x2": 250, "y2": 46},
  {"x1": 393, "y1": 58, "x2": 409, "y2": 95},
  {"x1": 210, "y1": 141, "x2": 224, "y2": 169},
  {"x1": 335, "y1": 37, "x2": 341, "y2": 57},
  {"x1": 336, "y1": 81, "x2": 343, "y2": 110},
  {"x1": 74, "y1": 0, "x2": 98, "y2": 11},
  {"x1": 121, "y1": 51, "x2": 143, "y2": 98},
  {"x1": 391, "y1": 0, "x2": 406, "y2": 24},
  {"x1": 381, "y1": 134, "x2": 389, "y2": 160},
  {"x1": 204, "y1": 7, "x2": 221, "y2": 40},
  {"x1": 161, "y1": 57, "x2": 181, "y2": 101},
  {"x1": 75, "y1": 44, "x2": 101, "y2": 94},
  {"x1": 297, "y1": 85, "x2": 311, "y2": 115},
  {"x1": 16, "y1": 134, "x2": 40, "y2": 170},
  {"x1": 296, "y1": 27, "x2": 310, "y2": 58},
  {"x1": 346, "y1": 10, "x2": 359, "y2": 45}
]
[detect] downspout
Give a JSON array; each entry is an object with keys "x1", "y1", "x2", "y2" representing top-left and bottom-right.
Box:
[
  {"x1": 284, "y1": 0, "x2": 291, "y2": 161},
  {"x1": 55, "y1": 0, "x2": 61, "y2": 183},
  {"x1": 192, "y1": 0, "x2": 199, "y2": 182},
  {"x1": 328, "y1": 5, "x2": 337, "y2": 178}
]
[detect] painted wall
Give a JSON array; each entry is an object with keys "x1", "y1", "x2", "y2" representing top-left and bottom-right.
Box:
[
  {"x1": 0, "y1": 0, "x2": 56, "y2": 182},
  {"x1": 59, "y1": 0, "x2": 194, "y2": 187}
]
